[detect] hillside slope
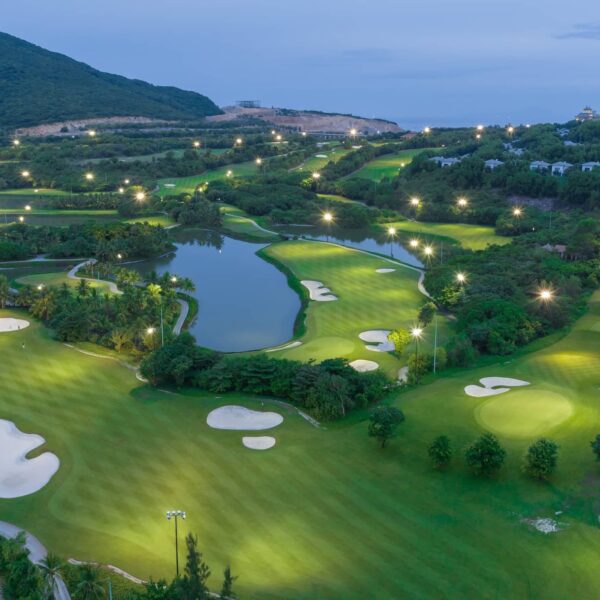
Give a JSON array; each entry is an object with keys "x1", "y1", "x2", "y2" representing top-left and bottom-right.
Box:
[{"x1": 0, "y1": 32, "x2": 222, "y2": 128}]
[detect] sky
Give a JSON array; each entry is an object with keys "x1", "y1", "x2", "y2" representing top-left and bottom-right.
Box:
[{"x1": 3, "y1": 0, "x2": 600, "y2": 129}]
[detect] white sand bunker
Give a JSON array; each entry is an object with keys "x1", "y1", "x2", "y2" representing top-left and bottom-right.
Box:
[
  {"x1": 349, "y1": 359, "x2": 379, "y2": 372},
  {"x1": 301, "y1": 280, "x2": 337, "y2": 301},
  {"x1": 315, "y1": 154, "x2": 328, "y2": 158},
  {"x1": 522, "y1": 518, "x2": 564, "y2": 534},
  {"x1": 0, "y1": 318, "x2": 30, "y2": 333},
  {"x1": 163, "y1": 183, "x2": 176, "y2": 188},
  {"x1": 207, "y1": 406, "x2": 283, "y2": 430},
  {"x1": 465, "y1": 377, "x2": 530, "y2": 397},
  {"x1": 0, "y1": 420, "x2": 59, "y2": 498},
  {"x1": 359, "y1": 330, "x2": 394, "y2": 352},
  {"x1": 376, "y1": 268, "x2": 396, "y2": 274},
  {"x1": 266, "y1": 341, "x2": 302, "y2": 353},
  {"x1": 242, "y1": 436, "x2": 276, "y2": 450}
]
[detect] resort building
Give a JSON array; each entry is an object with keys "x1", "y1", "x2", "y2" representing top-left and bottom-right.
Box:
[
  {"x1": 575, "y1": 106, "x2": 599, "y2": 122},
  {"x1": 551, "y1": 161, "x2": 573, "y2": 176},
  {"x1": 430, "y1": 156, "x2": 461, "y2": 167},
  {"x1": 581, "y1": 161, "x2": 600, "y2": 172},
  {"x1": 484, "y1": 159, "x2": 504, "y2": 170},
  {"x1": 530, "y1": 160, "x2": 550, "y2": 172}
]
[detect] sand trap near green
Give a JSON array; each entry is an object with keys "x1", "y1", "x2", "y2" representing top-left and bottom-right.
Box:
[
  {"x1": 475, "y1": 390, "x2": 574, "y2": 439},
  {"x1": 0, "y1": 318, "x2": 29, "y2": 332}
]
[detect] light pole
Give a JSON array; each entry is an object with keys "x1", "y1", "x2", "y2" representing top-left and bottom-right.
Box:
[
  {"x1": 102, "y1": 579, "x2": 113, "y2": 600},
  {"x1": 410, "y1": 197, "x2": 420, "y2": 220},
  {"x1": 166, "y1": 510, "x2": 186, "y2": 576},
  {"x1": 322, "y1": 211, "x2": 333, "y2": 243},
  {"x1": 387, "y1": 226, "x2": 396, "y2": 257},
  {"x1": 411, "y1": 327, "x2": 423, "y2": 384},
  {"x1": 513, "y1": 207, "x2": 523, "y2": 234}
]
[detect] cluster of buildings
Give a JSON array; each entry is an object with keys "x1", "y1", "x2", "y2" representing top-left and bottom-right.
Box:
[{"x1": 430, "y1": 155, "x2": 600, "y2": 175}]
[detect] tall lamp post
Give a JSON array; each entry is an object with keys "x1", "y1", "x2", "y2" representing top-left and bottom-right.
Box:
[
  {"x1": 387, "y1": 226, "x2": 396, "y2": 257},
  {"x1": 322, "y1": 211, "x2": 333, "y2": 243},
  {"x1": 513, "y1": 207, "x2": 523, "y2": 234},
  {"x1": 166, "y1": 510, "x2": 186, "y2": 576},
  {"x1": 410, "y1": 327, "x2": 423, "y2": 384}
]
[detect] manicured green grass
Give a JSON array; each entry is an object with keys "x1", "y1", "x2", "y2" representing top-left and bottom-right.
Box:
[
  {"x1": 384, "y1": 220, "x2": 511, "y2": 251},
  {"x1": 262, "y1": 240, "x2": 448, "y2": 375},
  {"x1": 80, "y1": 148, "x2": 228, "y2": 165},
  {"x1": 157, "y1": 161, "x2": 258, "y2": 195},
  {"x1": 219, "y1": 205, "x2": 279, "y2": 241},
  {"x1": 351, "y1": 148, "x2": 436, "y2": 181},
  {"x1": 317, "y1": 193, "x2": 357, "y2": 204},
  {"x1": 124, "y1": 214, "x2": 177, "y2": 227},
  {"x1": 1, "y1": 291, "x2": 600, "y2": 598},
  {"x1": 294, "y1": 146, "x2": 353, "y2": 173},
  {"x1": 0, "y1": 188, "x2": 71, "y2": 196},
  {"x1": 16, "y1": 272, "x2": 114, "y2": 295}
]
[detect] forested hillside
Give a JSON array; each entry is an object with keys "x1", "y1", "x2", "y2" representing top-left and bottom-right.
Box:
[{"x1": 0, "y1": 32, "x2": 222, "y2": 128}]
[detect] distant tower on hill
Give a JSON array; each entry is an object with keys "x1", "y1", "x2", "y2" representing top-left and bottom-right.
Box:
[
  {"x1": 236, "y1": 100, "x2": 261, "y2": 109},
  {"x1": 575, "y1": 106, "x2": 599, "y2": 121}
]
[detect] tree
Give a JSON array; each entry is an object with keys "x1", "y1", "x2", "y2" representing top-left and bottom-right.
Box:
[
  {"x1": 74, "y1": 565, "x2": 105, "y2": 600},
  {"x1": 428, "y1": 435, "x2": 452, "y2": 469},
  {"x1": 418, "y1": 302, "x2": 436, "y2": 327},
  {"x1": 591, "y1": 434, "x2": 600, "y2": 461},
  {"x1": 388, "y1": 328, "x2": 411, "y2": 355},
  {"x1": 465, "y1": 433, "x2": 506, "y2": 476},
  {"x1": 182, "y1": 533, "x2": 211, "y2": 600},
  {"x1": 39, "y1": 552, "x2": 65, "y2": 599},
  {"x1": 368, "y1": 406, "x2": 405, "y2": 448},
  {"x1": 0, "y1": 274, "x2": 10, "y2": 308},
  {"x1": 77, "y1": 277, "x2": 91, "y2": 297},
  {"x1": 220, "y1": 565, "x2": 237, "y2": 599},
  {"x1": 523, "y1": 438, "x2": 559, "y2": 480}
]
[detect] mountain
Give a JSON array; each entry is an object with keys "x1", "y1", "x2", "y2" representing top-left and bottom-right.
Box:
[{"x1": 0, "y1": 32, "x2": 222, "y2": 129}]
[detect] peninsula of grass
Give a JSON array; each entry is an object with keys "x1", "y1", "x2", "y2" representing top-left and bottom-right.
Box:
[
  {"x1": 261, "y1": 239, "x2": 448, "y2": 375},
  {"x1": 219, "y1": 205, "x2": 279, "y2": 241},
  {"x1": 1, "y1": 291, "x2": 600, "y2": 598}
]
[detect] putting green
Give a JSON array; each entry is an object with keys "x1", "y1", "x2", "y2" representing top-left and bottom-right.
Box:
[{"x1": 475, "y1": 390, "x2": 574, "y2": 439}]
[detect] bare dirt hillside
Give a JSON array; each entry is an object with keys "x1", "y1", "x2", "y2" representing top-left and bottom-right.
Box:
[
  {"x1": 206, "y1": 106, "x2": 403, "y2": 134},
  {"x1": 15, "y1": 116, "x2": 173, "y2": 138}
]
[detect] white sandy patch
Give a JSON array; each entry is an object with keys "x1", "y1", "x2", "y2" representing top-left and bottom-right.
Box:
[
  {"x1": 242, "y1": 436, "x2": 276, "y2": 450},
  {"x1": 266, "y1": 341, "x2": 302, "y2": 353},
  {"x1": 479, "y1": 377, "x2": 530, "y2": 388},
  {"x1": 0, "y1": 318, "x2": 30, "y2": 332},
  {"x1": 523, "y1": 518, "x2": 564, "y2": 534},
  {"x1": 315, "y1": 154, "x2": 328, "y2": 158},
  {"x1": 349, "y1": 359, "x2": 379, "y2": 372},
  {"x1": 464, "y1": 385, "x2": 510, "y2": 397},
  {"x1": 301, "y1": 280, "x2": 337, "y2": 301},
  {"x1": 163, "y1": 183, "x2": 176, "y2": 188},
  {"x1": 375, "y1": 268, "x2": 396, "y2": 273},
  {"x1": 207, "y1": 406, "x2": 283, "y2": 430},
  {"x1": 359, "y1": 330, "x2": 394, "y2": 352},
  {"x1": 398, "y1": 366, "x2": 409, "y2": 383},
  {"x1": 0, "y1": 420, "x2": 59, "y2": 498},
  {"x1": 465, "y1": 376, "x2": 531, "y2": 397}
]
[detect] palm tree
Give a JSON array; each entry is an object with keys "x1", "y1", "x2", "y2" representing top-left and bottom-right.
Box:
[
  {"x1": 39, "y1": 552, "x2": 65, "y2": 599},
  {"x1": 75, "y1": 565, "x2": 105, "y2": 600},
  {"x1": 0, "y1": 274, "x2": 10, "y2": 308}
]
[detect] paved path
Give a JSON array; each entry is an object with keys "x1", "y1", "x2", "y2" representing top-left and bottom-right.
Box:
[
  {"x1": 173, "y1": 298, "x2": 189, "y2": 334},
  {"x1": 0, "y1": 521, "x2": 71, "y2": 600},
  {"x1": 67, "y1": 260, "x2": 122, "y2": 294}
]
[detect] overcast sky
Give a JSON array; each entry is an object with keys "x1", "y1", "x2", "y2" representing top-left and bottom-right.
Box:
[{"x1": 3, "y1": 0, "x2": 600, "y2": 128}]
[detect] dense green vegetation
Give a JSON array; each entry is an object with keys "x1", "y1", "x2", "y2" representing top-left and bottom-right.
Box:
[{"x1": 0, "y1": 32, "x2": 221, "y2": 127}]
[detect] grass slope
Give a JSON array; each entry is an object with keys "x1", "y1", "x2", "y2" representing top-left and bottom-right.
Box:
[
  {"x1": 385, "y1": 220, "x2": 511, "y2": 251},
  {"x1": 16, "y1": 272, "x2": 115, "y2": 295},
  {"x1": 351, "y1": 148, "x2": 437, "y2": 181},
  {"x1": 0, "y1": 292, "x2": 599, "y2": 597},
  {"x1": 156, "y1": 161, "x2": 258, "y2": 196},
  {"x1": 262, "y1": 240, "x2": 447, "y2": 375}
]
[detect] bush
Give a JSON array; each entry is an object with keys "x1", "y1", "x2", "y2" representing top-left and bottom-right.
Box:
[
  {"x1": 428, "y1": 435, "x2": 452, "y2": 468},
  {"x1": 523, "y1": 438, "x2": 558, "y2": 480},
  {"x1": 465, "y1": 433, "x2": 506, "y2": 476}
]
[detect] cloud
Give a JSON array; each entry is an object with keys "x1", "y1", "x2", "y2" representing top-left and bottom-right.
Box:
[{"x1": 557, "y1": 22, "x2": 600, "y2": 40}]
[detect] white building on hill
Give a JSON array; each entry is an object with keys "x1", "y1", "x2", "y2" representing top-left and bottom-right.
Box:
[
  {"x1": 484, "y1": 159, "x2": 504, "y2": 170},
  {"x1": 530, "y1": 160, "x2": 550, "y2": 172},
  {"x1": 582, "y1": 161, "x2": 600, "y2": 172},
  {"x1": 551, "y1": 161, "x2": 573, "y2": 176}
]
